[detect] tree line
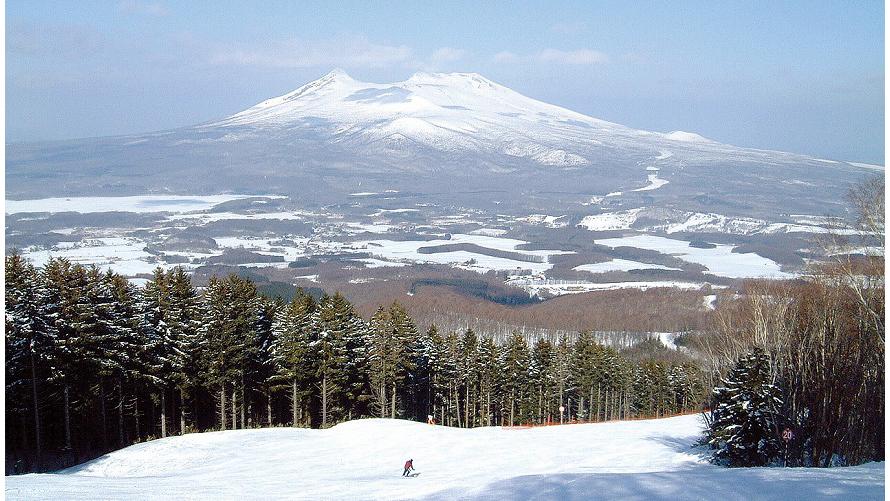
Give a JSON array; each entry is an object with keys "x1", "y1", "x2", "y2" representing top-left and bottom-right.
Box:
[{"x1": 6, "y1": 255, "x2": 705, "y2": 473}]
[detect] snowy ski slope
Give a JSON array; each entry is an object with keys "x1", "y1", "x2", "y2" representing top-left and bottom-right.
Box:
[{"x1": 5, "y1": 414, "x2": 883, "y2": 500}]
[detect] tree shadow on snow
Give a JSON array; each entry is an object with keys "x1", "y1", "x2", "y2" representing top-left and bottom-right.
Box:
[{"x1": 420, "y1": 463, "x2": 884, "y2": 501}]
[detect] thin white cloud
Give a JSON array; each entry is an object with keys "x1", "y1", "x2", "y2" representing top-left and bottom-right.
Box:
[
  {"x1": 211, "y1": 36, "x2": 413, "y2": 69},
  {"x1": 118, "y1": 0, "x2": 169, "y2": 17},
  {"x1": 492, "y1": 51, "x2": 520, "y2": 64},
  {"x1": 430, "y1": 47, "x2": 466, "y2": 63},
  {"x1": 492, "y1": 48, "x2": 608, "y2": 65},
  {"x1": 536, "y1": 48, "x2": 608, "y2": 65}
]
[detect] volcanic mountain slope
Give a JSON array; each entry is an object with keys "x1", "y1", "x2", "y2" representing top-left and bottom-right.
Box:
[{"x1": 7, "y1": 70, "x2": 880, "y2": 219}]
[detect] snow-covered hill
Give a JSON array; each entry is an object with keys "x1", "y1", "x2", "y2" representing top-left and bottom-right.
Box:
[{"x1": 6, "y1": 415, "x2": 883, "y2": 500}]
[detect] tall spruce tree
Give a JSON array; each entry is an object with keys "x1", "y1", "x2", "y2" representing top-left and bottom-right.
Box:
[
  {"x1": 271, "y1": 289, "x2": 317, "y2": 427},
  {"x1": 476, "y1": 335, "x2": 500, "y2": 426},
  {"x1": 501, "y1": 332, "x2": 530, "y2": 426},
  {"x1": 313, "y1": 293, "x2": 351, "y2": 427},
  {"x1": 6, "y1": 254, "x2": 47, "y2": 468},
  {"x1": 708, "y1": 347, "x2": 784, "y2": 467},
  {"x1": 164, "y1": 267, "x2": 203, "y2": 433}
]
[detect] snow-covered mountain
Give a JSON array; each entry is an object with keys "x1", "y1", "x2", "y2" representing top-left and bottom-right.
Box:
[
  {"x1": 201, "y1": 69, "x2": 835, "y2": 170},
  {"x1": 7, "y1": 70, "x2": 880, "y2": 220},
  {"x1": 207, "y1": 69, "x2": 640, "y2": 167}
]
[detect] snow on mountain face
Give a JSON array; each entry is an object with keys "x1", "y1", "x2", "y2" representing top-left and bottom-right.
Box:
[
  {"x1": 6, "y1": 69, "x2": 880, "y2": 218},
  {"x1": 663, "y1": 131, "x2": 713, "y2": 143},
  {"x1": 210, "y1": 69, "x2": 625, "y2": 166},
  {"x1": 210, "y1": 69, "x2": 787, "y2": 169},
  {"x1": 200, "y1": 69, "x2": 880, "y2": 177}
]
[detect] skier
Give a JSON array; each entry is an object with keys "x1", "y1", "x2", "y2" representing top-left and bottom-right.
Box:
[{"x1": 402, "y1": 458, "x2": 414, "y2": 476}]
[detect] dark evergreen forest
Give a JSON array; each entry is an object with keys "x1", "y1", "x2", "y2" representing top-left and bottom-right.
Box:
[{"x1": 6, "y1": 255, "x2": 705, "y2": 473}]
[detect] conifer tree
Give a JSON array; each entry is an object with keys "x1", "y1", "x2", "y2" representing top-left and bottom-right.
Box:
[
  {"x1": 441, "y1": 331, "x2": 461, "y2": 427},
  {"x1": 422, "y1": 325, "x2": 447, "y2": 424},
  {"x1": 6, "y1": 254, "x2": 46, "y2": 468},
  {"x1": 552, "y1": 336, "x2": 573, "y2": 424},
  {"x1": 40, "y1": 258, "x2": 85, "y2": 451},
  {"x1": 571, "y1": 332, "x2": 602, "y2": 421},
  {"x1": 313, "y1": 293, "x2": 351, "y2": 427},
  {"x1": 199, "y1": 276, "x2": 238, "y2": 430},
  {"x1": 708, "y1": 347, "x2": 784, "y2": 467},
  {"x1": 458, "y1": 329, "x2": 480, "y2": 427},
  {"x1": 271, "y1": 289, "x2": 317, "y2": 427},
  {"x1": 162, "y1": 267, "x2": 204, "y2": 433},
  {"x1": 389, "y1": 303, "x2": 419, "y2": 419},
  {"x1": 339, "y1": 297, "x2": 369, "y2": 420},
  {"x1": 476, "y1": 335, "x2": 500, "y2": 426},
  {"x1": 530, "y1": 339, "x2": 555, "y2": 424},
  {"x1": 501, "y1": 332, "x2": 530, "y2": 426},
  {"x1": 100, "y1": 271, "x2": 143, "y2": 447}
]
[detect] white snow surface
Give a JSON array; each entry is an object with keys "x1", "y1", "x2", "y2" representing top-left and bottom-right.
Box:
[
  {"x1": 574, "y1": 259, "x2": 681, "y2": 274},
  {"x1": 357, "y1": 233, "x2": 571, "y2": 274},
  {"x1": 7, "y1": 415, "x2": 882, "y2": 500},
  {"x1": 204, "y1": 70, "x2": 825, "y2": 173},
  {"x1": 22, "y1": 237, "x2": 161, "y2": 276},
  {"x1": 5, "y1": 195, "x2": 263, "y2": 214},
  {"x1": 578, "y1": 209, "x2": 858, "y2": 236},
  {"x1": 657, "y1": 332, "x2": 681, "y2": 351},
  {"x1": 517, "y1": 214, "x2": 569, "y2": 228},
  {"x1": 703, "y1": 294, "x2": 718, "y2": 310},
  {"x1": 847, "y1": 161, "x2": 884, "y2": 171},
  {"x1": 631, "y1": 173, "x2": 670, "y2": 192},
  {"x1": 663, "y1": 130, "x2": 713, "y2": 143},
  {"x1": 208, "y1": 70, "x2": 733, "y2": 168},
  {"x1": 578, "y1": 208, "x2": 645, "y2": 231},
  {"x1": 596, "y1": 235, "x2": 793, "y2": 279}
]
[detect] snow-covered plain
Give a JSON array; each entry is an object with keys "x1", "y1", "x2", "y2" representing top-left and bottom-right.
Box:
[
  {"x1": 357, "y1": 234, "x2": 572, "y2": 274},
  {"x1": 6, "y1": 415, "x2": 882, "y2": 500},
  {"x1": 577, "y1": 208, "x2": 859, "y2": 236},
  {"x1": 5, "y1": 195, "x2": 261, "y2": 214},
  {"x1": 22, "y1": 237, "x2": 161, "y2": 276},
  {"x1": 596, "y1": 235, "x2": 794, "y2": 279},
  {"x1": 574, "y1": 259, "x2": 682, "y2": 274},
  {"x1": 517, "y1": 214, "x2": 569, "y2": 228}
]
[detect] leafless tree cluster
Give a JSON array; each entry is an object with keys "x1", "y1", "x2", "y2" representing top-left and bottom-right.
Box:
[{"x1": 700, "y1": 177, "x2": 884, "y2": 466}]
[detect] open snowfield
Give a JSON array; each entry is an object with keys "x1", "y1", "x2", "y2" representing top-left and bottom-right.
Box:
[
  {"x1": 22, "y1": 237, "x2": 161, "y2": 276},
  {"x1": 357, "y1": 233, "x2": 572, "y2": 274},
  {"x1": 574, "y1": 259, "x2": 682, "y2": 274},
  {"x1": 5, "y1": 195, "x2": 263, "y2": 214},
  {"x1": 6, "y1": 415, "x2": 882, "y2": 500},
  {"x1": 596, "y1": 235, "x2": 794, "y2": 279}
]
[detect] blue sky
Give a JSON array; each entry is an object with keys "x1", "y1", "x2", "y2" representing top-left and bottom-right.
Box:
[{"x1": 6, "y1": 0, "x2": 885, "y2": 163}]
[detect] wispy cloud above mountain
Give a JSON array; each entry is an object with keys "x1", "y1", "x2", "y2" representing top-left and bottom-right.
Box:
[{"x1": 209, "y1": 36, "x2": 413, "y2": 68}]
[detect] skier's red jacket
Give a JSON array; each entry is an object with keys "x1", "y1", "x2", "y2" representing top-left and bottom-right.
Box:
[{"x1": 404, "y1": 460, "x2": 413, "y2": 470}]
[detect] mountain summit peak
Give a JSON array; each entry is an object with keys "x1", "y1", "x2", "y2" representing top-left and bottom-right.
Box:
[{"x1": 319, "y1": 68, "x2": 354, "y2": 82}]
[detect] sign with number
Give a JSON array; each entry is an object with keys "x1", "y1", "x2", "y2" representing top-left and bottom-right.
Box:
[{"x1": 782, "y1": 428, "x2": 794, "y2": 443}]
